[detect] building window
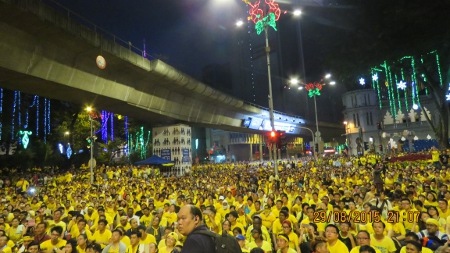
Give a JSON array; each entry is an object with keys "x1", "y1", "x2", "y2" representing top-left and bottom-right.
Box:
[
  {"x1": 353, "y1": 114, "x2": 357, "y2": 127},
  {"x1": 370, "y1": 112, "x2": 373, "y2": 125}
]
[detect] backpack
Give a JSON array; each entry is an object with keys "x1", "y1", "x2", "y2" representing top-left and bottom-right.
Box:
[
  {"x1": 421, "y1": 234, "x2": 445, "y2": 251},
  {"x1": 194, "y1": 230, "x2": 243, "y2": 253}
]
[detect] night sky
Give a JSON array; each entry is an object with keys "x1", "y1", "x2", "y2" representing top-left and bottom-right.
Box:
[
  {"x1": 49, "y1": 0, "x2": 350, "y2": 80},
  {"x1": 46, "y1": 0, "x2": 450, "y2": 123}
]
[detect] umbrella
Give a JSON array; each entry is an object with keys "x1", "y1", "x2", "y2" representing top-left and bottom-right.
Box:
[{"x1": 134, "y1": 155, "x2": 174, "y2": 166}]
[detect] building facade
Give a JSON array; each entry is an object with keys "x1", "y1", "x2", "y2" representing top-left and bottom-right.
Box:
[{"x1": 342, "y1": 89, "x2": 439, "y2": 156}]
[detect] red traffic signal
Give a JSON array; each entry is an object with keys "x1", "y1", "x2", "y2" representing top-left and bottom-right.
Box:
[
  {"x1": 266, "y1": 130, "x2": 278, "y2": 143},
  {"x1": 270, "y1": 131, "x2": 276, "y2": 138}
]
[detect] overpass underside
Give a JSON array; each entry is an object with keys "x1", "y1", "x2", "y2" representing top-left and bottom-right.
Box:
[
  {"x1": 0, "y1": 0, "x2": 265, "y2": 130},
  {"x1": 0, "y1": 0, "x2": 343, "y2": 139}
]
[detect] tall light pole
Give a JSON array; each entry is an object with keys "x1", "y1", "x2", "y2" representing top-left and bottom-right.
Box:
[
  {"x1": 290, "y1": 74, "x2": 335, "y2": 155},
  {"x1": 86, "y1": 106, "x2": 95, "y2": 184},
  {"x1": 242, "y1": 0, "x2": 282, "y2": 178}
]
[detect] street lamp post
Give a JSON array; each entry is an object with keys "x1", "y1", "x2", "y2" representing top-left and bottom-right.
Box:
[
  {"x1": 241, "y1": 0, "x2": 282, "y2": 177},
  {"x1": 86, "y1": 106, "x2": 95, "y2": 184},
  {"x1": 263, "y1": 25, "x2": 278, "y2": 177},
  {"x1": 290, "y1": 75, "x2": 335, "y2": 155}
]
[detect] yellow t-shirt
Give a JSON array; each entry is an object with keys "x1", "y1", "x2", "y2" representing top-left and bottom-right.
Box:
[
  {"x1": 91, "y1": 229, "x2": 112, "y2": 246},
  {"x1": 370, "y1": 235, "x2": 397, "y2": 253},
  {"x1": 0, "y1": 246, "x2": 12, "y2": 253},
  {"x1": 40, "y1": 239, "x2": 67, "y2": 253},
  {"x1": 140, "y1": 234, "x2": 156, "y2": 244},
  {"x1": 327, "y1": 240, "x2": 349, "y2": 253},
  {"x1": 247, "y1": 240, "x2": 272, "y2": 252},
  {"x1": 350, "y1": 246, "x2": 381, "y2": 253}
]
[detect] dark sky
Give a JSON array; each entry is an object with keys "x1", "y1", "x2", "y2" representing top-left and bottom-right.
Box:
[
  {"x1": 49, "y1": 0, "x2": 343, "y2": 80},
  {"x1": 51, "y1": 0, "x2": 252, "y2": 78}
]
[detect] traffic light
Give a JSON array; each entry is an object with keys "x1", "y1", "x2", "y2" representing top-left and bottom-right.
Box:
[
  {"x1": 267, "y1": 130, "x2": 278, "y2": 144},
  {"x1": 364, "y1": 142, "x2": 369, "y2": 150}
]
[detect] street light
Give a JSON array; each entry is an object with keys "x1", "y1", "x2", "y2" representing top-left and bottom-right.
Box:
[
  {"x1": 288, "y1": 74, "x2": 335, "y2": 153},
  {"x1": 85, "y1": 106, "x2": 95, "y2": 184},
  {"x1": 241, "y1": 0, "x2": 283, "y2": 177}
]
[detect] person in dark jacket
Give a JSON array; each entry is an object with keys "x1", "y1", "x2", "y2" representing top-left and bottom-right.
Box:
[{"x1": 178, "y1": 205, "x2": 215, "y2": 253}]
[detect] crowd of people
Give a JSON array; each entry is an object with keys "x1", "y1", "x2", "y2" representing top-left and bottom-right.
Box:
[{"x1": 0, "y1": 148, "x2": 450, "y2": 253}]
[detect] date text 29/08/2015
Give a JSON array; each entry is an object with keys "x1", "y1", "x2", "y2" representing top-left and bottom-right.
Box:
[{"x1": 313, "y1": 210, "x2": 420, "y2": 224}]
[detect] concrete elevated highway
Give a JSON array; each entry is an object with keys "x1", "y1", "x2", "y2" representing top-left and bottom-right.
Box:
[{"x1": 0, "y1": 0, "x2": 343, "y2": 139}]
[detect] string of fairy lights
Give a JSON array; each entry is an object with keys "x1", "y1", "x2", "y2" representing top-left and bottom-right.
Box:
[
  {"x1": 0, "y1": 89, "x2": 151, "y2": 157},
  {"x1": 362, "y1": 50, "x2": 446, "y2": 120},
  {"x1": 0, "y1": 91, "x2": 51, "y2": 147}
]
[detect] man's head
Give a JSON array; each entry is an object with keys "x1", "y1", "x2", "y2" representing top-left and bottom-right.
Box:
[
  {"x1": 111, "y1": 229, "x2": 123, "y2": 243},
  {"x1": 27, "y1": 242, "x2": 40, "y2": 253},
  {"x1": 129, "y1": 231, "x2": 142, "y2": 246},
  {"x1": 425, "y1": 218, "x2": 439, "y2": 234},
  {"x1": 97, "y1": 219, "x2": 108, "y2": 231},
  {"x1": 356, "y1": 230, "x2": 371, "y2": 246},
  {"x1": 50, "y1": 226, "x2": 63, "y2": 243},
  {"x1": 311, "y1": 237, "x2": 329, "y2": 253},
  {"x1": 252, "y1": 215, "x2": 262, "y2": 230},
  {"x1": 177, "y1": 205, "x2": 202, "y2": 236},
  {"x1": 324, "y1": 224, "x2": 339, "y2": 242},
  {"x1": 0, "y1": 235, "x2": 8, "y2": 247},
  {"x1": 86, "y1": 243, "x2": 102, "y2": 253},
  {"x1": 34, "y1": 222, "x2": 47, "y2": 236}
]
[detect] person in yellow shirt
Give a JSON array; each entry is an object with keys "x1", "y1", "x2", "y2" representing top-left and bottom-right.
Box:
[
  {"x1": 139, "y1": 207, "x2": 153, "y2": 228},
  {"x1": 350, "y1": 230, "x2": 382, "y2": 253},
  {"x1": 325, "y1": 224, "x2": 349, "y2": 253},
  {"x1": 71, "y1": 219, "x2": 92, "y2": 241},
  {"x1": 276, "y1": 233, "x2": 296, "y2": 253},
  {"x1": 40, "y1": 226, "x2": 67, "y2": 253},
  {"x1": 137, "y1": 226, "x2": 156, "y2": 244},
  {"x1": 127, "y1": 231, "x2": 145, "y2": 253},
  {"x1": 15, "y1": 178, "x2": 29, "y2": 194},
  {"x1": 0, "y1": 234, "x2": 12, "y2": 253},
  {"x1": 371, "y1": 221, "x2": 397, "y2": 253},
  {"x1": 228, "y1": 211, "x2": 245, "y2": 234},
  {"x1": 260, "y1": 205, "x2": 276, "y2": 229},
  {"x1": 281, "y1": 220, "x2": 300, "y2": 252},
  {"x1": 76, "y1": 234, "x2": 88, "y2": 253},
  {"x1": 91, "y1": 219, "x2": 112, "y2": 248}
]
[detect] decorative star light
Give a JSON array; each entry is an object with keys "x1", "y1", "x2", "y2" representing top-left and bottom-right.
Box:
[
  {"x1": 359, "y1": 78, "x2": 365, "y2": 85},
  {"x1": 19, "y1": 130, "x2": 32, "y2": 149},
  {"x1": 372, "y1": 74, "x2": 378, "y2": 81},
  {"x1": 397, "y1": 81, "x2": 407, "y2": 90}
]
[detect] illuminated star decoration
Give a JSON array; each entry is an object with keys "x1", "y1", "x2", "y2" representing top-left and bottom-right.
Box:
[
  {"x1": 244, "y1": 0, "x2": 281, "y2": 35},
  {"x1": 305, "y1": 82, "x2": 323, "y2": 97},
  {"x1": 19, "y1": 130, "x2": 32, "y2": 149},
  {"x1": 359, "y1": 78, "x2": 366, "y2": 86},
  {"x1": 372, "y1": 74, "x2": 378, "y2": 81},
  {"x1": 397, "y1": 81, "x2": 407, "y2": 90}
]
